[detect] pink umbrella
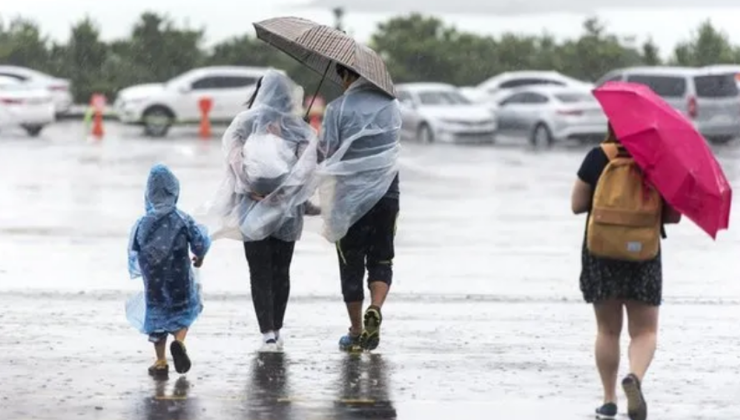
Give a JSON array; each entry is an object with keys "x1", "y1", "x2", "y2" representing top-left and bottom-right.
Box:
[{"x1": 593, "y1": 81, "x2": 732, "y2": 239}]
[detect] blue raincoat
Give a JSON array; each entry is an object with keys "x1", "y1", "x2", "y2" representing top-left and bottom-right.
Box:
[{"x1": 127, "y1": 164, "x2": 211, "y2": 339}]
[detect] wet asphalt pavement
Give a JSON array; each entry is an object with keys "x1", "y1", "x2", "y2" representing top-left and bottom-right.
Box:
[{"x1": 1, "y1": 122, "x2": 740, "y2": 419}]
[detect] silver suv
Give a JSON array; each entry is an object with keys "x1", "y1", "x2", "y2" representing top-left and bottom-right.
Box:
[{"x1": 596, "y1": 67, "x2": 740, "y2": 143}]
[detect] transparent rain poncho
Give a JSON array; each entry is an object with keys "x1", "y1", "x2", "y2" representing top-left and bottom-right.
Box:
[
  {"x1": 317, "y1": 79, "x2": 402, "y2": 242},
  {"x1": 126, "y1": 164, "x2": 211, "y2": 337},
  {"x1": 200, "y1": 70, "x2": 319, "y2": 242}
]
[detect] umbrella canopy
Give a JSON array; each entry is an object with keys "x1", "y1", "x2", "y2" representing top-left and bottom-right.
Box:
[
  {"x1": 253, "y1": 16, "x2": 396, "y2": 98},
  {"x1": 593, "y1": 81, "x2": 732, "y2": 239}
]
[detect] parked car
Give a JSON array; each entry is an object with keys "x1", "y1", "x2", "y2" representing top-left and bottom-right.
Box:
[
  {"x1": 0, "y1": 76, "x2": 56, "y2": 137},
  {"x1": 395, "y1": 83, "x2": 497, "y2": 144},
  {"x1": 470, "y1": 71, "x2": 593, "y2": 106},
  {"x1": 0, "y1": 65, "x2": 73, "y2": 115},
  {"x1": 114, "y1": 66, "x2": 274, "y2": 137},
  {"x1": 596, "y1": 66, "x2": 740, "y2": 143},
  {"x1": 495, "y1": 85, "x2": 607, "y2": 147}
]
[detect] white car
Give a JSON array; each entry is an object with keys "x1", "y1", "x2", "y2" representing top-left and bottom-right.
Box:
[
  {"x1": 396, "y1": 83, "x2": 497, "y2": 144},
  {"x1": 495, "y1": 85, "x2": 607, "y2": 147},
  {"x1": 472, "y1": 71, "x2": 593, "y2": 106},
  {"x1": 114, "y1": 66, "x2": 275, "y2": 137},
  {"x1": 0, "y1": 76, "x2": 56, "y2": 137},
  {"x1": 0, "y1": 65, "x2": 73, "y2": 115}
]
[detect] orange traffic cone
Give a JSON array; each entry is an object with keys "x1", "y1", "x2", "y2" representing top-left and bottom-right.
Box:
[
  {"x1": 90, "y1": 93, "x2": 106, "y2": 140},
  {"x1": 91, "y1": 111, "x2": 104, "y2": 139},
  {"x1": 199, "y1": 97, "x2": 213, "y2": 139}
]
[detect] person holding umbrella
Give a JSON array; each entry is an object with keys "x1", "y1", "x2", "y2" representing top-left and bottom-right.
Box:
[
  {"x1": 574, "y1": 81, "x2": 732, "y2": 420},
  {"x1": 572, "y1": 123, "x2": 681, "y2": 420},
  {"x1": 319, "y1": 63, "x2": 401, "y2": 352},
  {"x1": 252, "y1": 16, "x2": 402, "y2": 352}
]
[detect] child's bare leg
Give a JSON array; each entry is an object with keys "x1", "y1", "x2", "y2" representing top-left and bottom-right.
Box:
[
  {"x1": 148, "y1": 335, "x2": 169, "y2": 377},
  {"x1": 154, "y1": 339, "x2": 167, "y2": 361},
  {"x1": 174, "y1": 328, "x2": 188, "y2": 342}
]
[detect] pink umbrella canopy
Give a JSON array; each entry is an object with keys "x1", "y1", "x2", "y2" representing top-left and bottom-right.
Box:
[{"x1": 593, "y1": 81, "x2": 732, "y2": 238}]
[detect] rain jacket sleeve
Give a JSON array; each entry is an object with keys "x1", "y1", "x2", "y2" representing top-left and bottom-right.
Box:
[
  {"x1": 127, "y1": 220, "x2": 143, "y2": 279},
  {"x1": 318, "y1": 101, "x2": 341, "y2": 163},
  {"x1": 181, "y1": 212, "x2": 211, "y2": 259}
]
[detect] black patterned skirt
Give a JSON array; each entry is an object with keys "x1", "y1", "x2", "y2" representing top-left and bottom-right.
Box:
[{"x1": 580, "y1": 240, "x2": 663, "y2": 306}]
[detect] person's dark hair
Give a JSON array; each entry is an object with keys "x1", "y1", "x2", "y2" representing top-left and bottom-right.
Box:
[
  {"x1": 335, "y1": 64, "x2": 360, "y2": 81},
  {"x1": 605, "y1": 122, "x2": 618, "y2": 143},
  {"x1": 245, "y1": 77, "x2": 264, "y2": 109}
]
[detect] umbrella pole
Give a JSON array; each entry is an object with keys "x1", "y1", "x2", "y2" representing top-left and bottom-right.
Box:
[{"x1": 305, "y1": 61, "x2": 332, "y2": 120}]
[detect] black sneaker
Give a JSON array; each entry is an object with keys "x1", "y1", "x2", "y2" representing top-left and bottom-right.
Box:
[
  {"x1": 622, "y1": 374, "x2": 647, "y2": 420},
  {"x1": 360, "y1": 306, "x2": 382, "y2": 351},
  {"x1": 170, "y1": 340, "x2": 192, "y2": 374},
  {"x1": 595, "y1": 402, "x2": 617, "y2": 419}
]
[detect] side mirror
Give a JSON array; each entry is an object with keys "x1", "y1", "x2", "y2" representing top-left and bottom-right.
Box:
[{"x1": 178, "y1": 85, "x2": 191, "y2": 94}]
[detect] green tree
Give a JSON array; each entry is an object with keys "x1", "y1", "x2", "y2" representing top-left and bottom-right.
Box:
[
  {"x1": 125, "y1": 12, "x2": 205, "y2": 83},
  {"x1": 672, "y1": 20, "x2": 735, "y2": 65},
  {"x1": 0, "y1": 17, "x2": 49, "y2": 71},
  {"x1": 63, "y1": 17, "x2": 111, "y2": 101},
  {"x1": 558, "y1": 17, "x2": 642, "y2": 81},
  {"x1": 641, "y1": 38, "x2": 661, "y2": 66},
  {"x1": 371, "y1": 14, "x2": 459, "y2": 84}
]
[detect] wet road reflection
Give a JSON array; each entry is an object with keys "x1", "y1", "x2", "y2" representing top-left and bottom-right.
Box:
[
  {"x1": 140, "y1": 376, "x2": 198, "y2": 420},
  {"x1": 333, "y1": 354, "x2": 396, "y2": 419},
  {"x1": 241, "y1": 352, "x2": 397, "y2": 419},
  {"x1": 245, "y1": 353, "x2": 294, "y2": 419}
]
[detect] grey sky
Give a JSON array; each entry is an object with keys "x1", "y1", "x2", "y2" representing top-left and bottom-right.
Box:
[
  {"x1": 3, "y1": 0, "x2": 740, "y2": 60},
  {"x1": 310, "y1": 0, "x2": 740, "y2": 15}
]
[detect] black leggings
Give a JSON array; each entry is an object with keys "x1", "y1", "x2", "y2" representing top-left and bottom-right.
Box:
[
  {"x1": 243, "y1": 237, "x2": 296, "y2": 333},
  {"x1": 337, "y1": 197, "x2": 399, "y2": 303}
]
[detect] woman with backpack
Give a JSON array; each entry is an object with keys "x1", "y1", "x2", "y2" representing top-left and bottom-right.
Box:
[
  {"x1": 204, "y1": 70, "x2": 320, "y2": 352},
  {"x1": 571, "y1": 124, "x2": 682, "y2": 420}
]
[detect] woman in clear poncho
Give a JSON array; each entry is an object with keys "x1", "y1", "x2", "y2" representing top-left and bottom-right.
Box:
[{"x1": 203, "y1": 69, "x2": 319, "y2": 352}]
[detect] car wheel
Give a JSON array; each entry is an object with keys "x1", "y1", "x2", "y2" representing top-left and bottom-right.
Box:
[
  {"x1": 417, "y1": 123, "x2": 434, "y2": 143},
  {"x1": 22, "y1": 125, "x2": 44, "y2": 137},
  {"x1": 530, "y1": 123, "x2": 553, "y2": 148},
  {"x1": 142, "y1": 106, "x2": 174, "y2": 138}
]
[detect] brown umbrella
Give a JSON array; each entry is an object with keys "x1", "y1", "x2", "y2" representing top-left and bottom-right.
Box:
[{"x1": 253, "y1": 16, "x2": 397, "y2": 98}]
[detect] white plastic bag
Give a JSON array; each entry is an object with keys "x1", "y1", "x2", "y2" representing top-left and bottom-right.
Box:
[{"x1": 243, "y1": 132, "x2": 297, "y2": 196}]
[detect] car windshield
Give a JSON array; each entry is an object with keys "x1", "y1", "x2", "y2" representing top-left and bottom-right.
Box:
[
  {"x1": 417, "y1": 90, "x2": 471, "y2": 106},
  {"x1": 554, "y1": 92, "x2": 595, "y2": 103}
]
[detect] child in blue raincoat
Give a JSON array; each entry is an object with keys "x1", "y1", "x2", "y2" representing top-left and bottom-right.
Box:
[{"x1": 127, "y1": 164, "x2": 211, "y2": 377}]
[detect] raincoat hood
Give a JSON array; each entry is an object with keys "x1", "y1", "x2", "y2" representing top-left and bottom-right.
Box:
[
  {"x1": 252, "y1": 69, "x2": 304, "y2": 115},
  {"x1": 145, "y1": 164, "x2": 180, "y2": 215}
]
